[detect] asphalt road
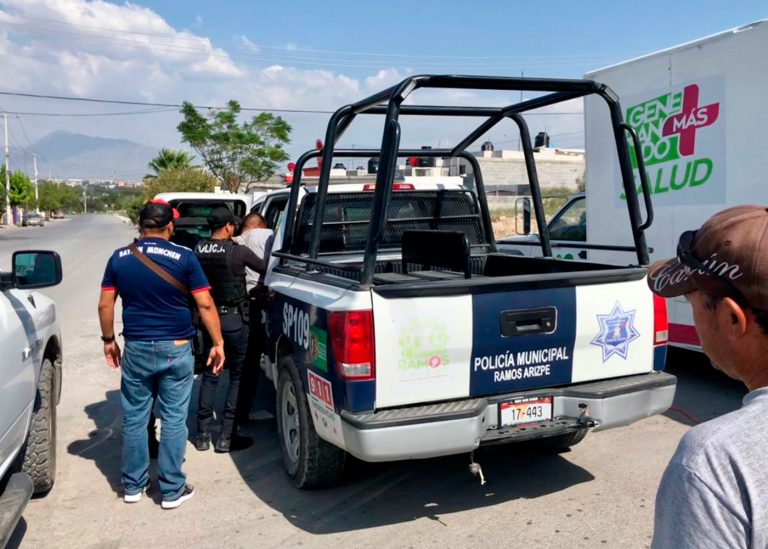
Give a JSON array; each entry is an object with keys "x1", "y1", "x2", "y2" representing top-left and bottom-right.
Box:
[{"x1": 0, "y1": 215, "x2": 748, "y2": 549}]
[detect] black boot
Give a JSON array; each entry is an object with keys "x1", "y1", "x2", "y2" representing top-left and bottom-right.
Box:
[
  {"x1": 195, "y1": 432, "x2": 211, "y2": 452},
  {"x1": 214, "y1": 433, "x2": 253, "y2": 453}
]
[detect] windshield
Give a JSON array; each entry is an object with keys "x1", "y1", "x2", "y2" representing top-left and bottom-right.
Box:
[
  {"x1": 168, "y1": 199, "x2": 248, "y2": 249},
  {"x1": 548, "y1": 197, "x2": 586, "y2": 241}
]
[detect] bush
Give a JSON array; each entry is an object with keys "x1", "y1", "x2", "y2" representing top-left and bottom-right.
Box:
[
  {"x1": 142, "y1": 168, "x2": 216, "y2": 201},
  {"x1": 125, "y1": 197, "x2": 146, "y2": 224}
]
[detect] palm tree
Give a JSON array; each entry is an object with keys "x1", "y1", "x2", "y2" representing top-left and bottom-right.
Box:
[{"x1": 145, "y1": 148, "x2": 197, "y2": 179}]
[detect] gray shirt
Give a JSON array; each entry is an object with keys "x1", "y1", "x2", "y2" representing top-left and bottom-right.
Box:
[
  {"x1": 234, "y1": 228, "x2": 274, "y2": 291},
  {"x1": 652, "y1": 387, "x2": 768, "y2": 549}
]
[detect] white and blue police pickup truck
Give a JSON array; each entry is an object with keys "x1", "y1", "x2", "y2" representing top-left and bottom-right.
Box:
[
  {"x1": 0, "y1": 250, "x2": 63, "y2": 544},
  {"x1": 255, "y1": 75, "x2": 676, "y2": 488}
]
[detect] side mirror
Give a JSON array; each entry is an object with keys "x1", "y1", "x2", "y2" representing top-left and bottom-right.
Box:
[
  {"x1": 13, "y1": 251, "x2": 63, "y2": 289},
  {"x1": 515, "y1": 197, "x2": 532, "y2": 235}
]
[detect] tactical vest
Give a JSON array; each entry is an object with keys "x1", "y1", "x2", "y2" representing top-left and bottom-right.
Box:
[{"x1": 194, "y1": 239, "x2": 248, "y2": 308}]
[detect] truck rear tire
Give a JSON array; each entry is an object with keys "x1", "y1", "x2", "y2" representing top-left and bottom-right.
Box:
[
  {"x1": 22, "y1": 358, "x2": 57, "y2": 495},
  {"x1": 276, "y1": 356, "x2": 346, "y2": 488}
]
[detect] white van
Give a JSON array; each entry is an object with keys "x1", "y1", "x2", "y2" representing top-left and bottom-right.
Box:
[
  {"x1": 586, "y1": 20, "x2": 768, "y2": 350},
  {"x1": 504, "y1": 20, "x2": 768, "y2": 351}
]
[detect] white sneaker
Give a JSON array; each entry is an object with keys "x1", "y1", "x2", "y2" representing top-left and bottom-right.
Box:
[
  {"x1": 161, "y1": 484, "x2": 195, "y2": 510},
  {"x1": 123, "y1": 485, "x2": 147, "y2": 503}
]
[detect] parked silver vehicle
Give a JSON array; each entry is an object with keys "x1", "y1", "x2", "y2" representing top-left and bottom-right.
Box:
[
  {"x1": 0, "y1": 251, "x2": 62, "y2": 546},
  {"x1": 21, "y1": 213, "x2": 45, "y2": 227}
]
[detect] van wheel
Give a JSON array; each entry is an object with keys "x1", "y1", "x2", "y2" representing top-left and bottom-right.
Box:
[
  {"x1": 276, "y1": 356, "x2": 346, "y2": 488},
  {"x1": 22, "y1": 358, "x2": 57, "y2": 494}
]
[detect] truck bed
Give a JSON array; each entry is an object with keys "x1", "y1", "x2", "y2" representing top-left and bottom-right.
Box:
[{"x1": 283, "y1": 251, "x2": 640, "y2": 288}]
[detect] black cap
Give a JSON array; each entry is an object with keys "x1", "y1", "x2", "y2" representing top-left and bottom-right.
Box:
[
  {"x1": 139, "y1": 200, "x2": 179, "y2": 229},
  {"x1": 208, "y1": 207, "x2": 242, "y2": 229}
]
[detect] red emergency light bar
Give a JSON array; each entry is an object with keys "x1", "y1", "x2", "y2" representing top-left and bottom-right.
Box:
[{"x1": 362, "y1": 183, "x2": 415, "y2": 191}]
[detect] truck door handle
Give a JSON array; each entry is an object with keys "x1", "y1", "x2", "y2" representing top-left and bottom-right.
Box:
[{"x1": 499, "y1": 307, "x2": 557, "y2": 337}]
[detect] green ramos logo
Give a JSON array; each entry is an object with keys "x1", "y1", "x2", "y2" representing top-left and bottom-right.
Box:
[{"x1": 398, "y1": 318, "x2": 449, "y2": 371}]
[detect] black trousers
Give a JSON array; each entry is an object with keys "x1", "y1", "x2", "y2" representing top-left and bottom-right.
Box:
[
  {"x1": 236, "y1": 296, "x2": 265, "y2": 424},
  {"x1": 197, "y1": 313, "x2": 249, "y2": 439}
]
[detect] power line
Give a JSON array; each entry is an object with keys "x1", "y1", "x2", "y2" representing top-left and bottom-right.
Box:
[
  {"x1": 5, "y1": 107, "x2": 179, "y2": 117},
  {"x1": 13, "y1": 116, "x2": 35, "y2": 151},
  {"x1": 0, "y1": 91, "x2": 585, "y2": 116},
  {"x1": 6, "y1": 125, "x2": 28, "y2": 155},
  {"x1": 4, "y1": 13, "x2": 640, "y2": 65},
  {"x1": 0, "y1": 91, "x2": 334, "y2": 114}
]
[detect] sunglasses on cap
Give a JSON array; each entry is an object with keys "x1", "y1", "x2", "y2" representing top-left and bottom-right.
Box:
[{"x1": 676, "y1": 230, "x2": 747, "y2": 304}]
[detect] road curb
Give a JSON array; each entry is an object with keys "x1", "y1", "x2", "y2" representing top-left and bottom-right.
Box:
[{"x1": 112, "y1": 214, "x2": 132, "y2": 225}]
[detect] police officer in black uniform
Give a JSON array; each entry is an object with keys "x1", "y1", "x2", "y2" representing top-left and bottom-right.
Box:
[{"x1": 194, "y1": 207, "x2": 266, "y2": 453}]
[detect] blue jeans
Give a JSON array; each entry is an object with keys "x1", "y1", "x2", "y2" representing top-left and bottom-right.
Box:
[{"x1": 121, "y1": 339, "x2": 193, "y2": 500}]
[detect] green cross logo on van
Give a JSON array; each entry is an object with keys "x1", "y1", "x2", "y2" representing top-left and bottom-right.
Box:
[{"x1": 623, "y1": 78, "x2": 724, "y2": 204}]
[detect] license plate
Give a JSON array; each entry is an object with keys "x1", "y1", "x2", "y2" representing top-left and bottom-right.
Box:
[{"x1": 499, "y1": 396, "x2": 553, "y2": 427}]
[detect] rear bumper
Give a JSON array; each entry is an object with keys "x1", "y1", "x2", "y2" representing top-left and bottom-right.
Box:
[
  {"x1": 340, "y1": 371, "x2": 676, "y2": 462},
  {"x1": 0, "y1": 473, "x2": 33, "y2": 548}
]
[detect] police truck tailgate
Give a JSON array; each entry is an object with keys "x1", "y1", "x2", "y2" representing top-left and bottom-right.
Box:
[{"x1": 372, "y1": 275, "x2": 665, "y2": 409}]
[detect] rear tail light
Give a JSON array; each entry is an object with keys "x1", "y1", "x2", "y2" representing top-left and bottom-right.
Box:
[
  {"x1": 653, "y1": 294, "x2": 669, "y2": 345},
  {"x1": 329, "y1": 310, "x2": 375, "y2": 380}
]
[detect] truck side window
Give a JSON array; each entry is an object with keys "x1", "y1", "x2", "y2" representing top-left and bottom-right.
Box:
[
  {"x1": 548, "y1": 198, "x2": 586, "y2": 241},
  {"x1": 264, "y1": 196, "x2": 289, "y2": 230}
]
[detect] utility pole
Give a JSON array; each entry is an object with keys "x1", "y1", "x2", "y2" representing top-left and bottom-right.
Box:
[
  {"x1": 33, "y1": 154, "x2": 39, "y2": 214},
  {"x1": 82, "y1": 184, "x2": 87, "y2": 214},
  {"x1": 3, "y1": 114, "x2": 10, "y2": 225}
]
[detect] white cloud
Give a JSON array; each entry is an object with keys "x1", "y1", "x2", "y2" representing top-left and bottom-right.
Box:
[
  {"x1": 0, "y1": 0, "x2": 584, "y2": 172},
  {"x1": 364, "y1": 69, "x2": 406, "y2": 90},
  {"x1": 0, "y1": 0, "x2": 242, "y2": 77}
]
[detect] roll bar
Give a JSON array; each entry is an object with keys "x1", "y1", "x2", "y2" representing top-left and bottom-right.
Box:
[{"x1": 278, "y1": 75, "x2": 653, "y2": 285}]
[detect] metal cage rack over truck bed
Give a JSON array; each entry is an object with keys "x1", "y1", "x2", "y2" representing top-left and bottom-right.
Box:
[{"x1": 274, "y1": 74, "x2": 655, "y2": 285}]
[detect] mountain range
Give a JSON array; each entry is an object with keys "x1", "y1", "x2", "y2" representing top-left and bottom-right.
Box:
[{"x1": 13, "y1": 131, "x2": 160, "y2": 182}]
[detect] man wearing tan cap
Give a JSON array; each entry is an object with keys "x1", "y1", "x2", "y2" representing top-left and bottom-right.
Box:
[{"x1": 647, "y1": 205, "x2": 768, "y2": 548}]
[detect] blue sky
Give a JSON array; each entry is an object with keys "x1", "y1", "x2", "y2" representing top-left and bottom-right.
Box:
[
  {"x1": 0, "y1": 0, "x2": 765, "y2": 178},
  {"x1": 151, "y1": 0, "x2": 767, "y2": 78}
]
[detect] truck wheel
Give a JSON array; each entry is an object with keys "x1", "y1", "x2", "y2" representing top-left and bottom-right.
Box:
[
  {"x1": 276, "y1": 356, "x2": 345, "y2": 488},
  {"x1": 22, "y1": 358, "x2": 57, "y2": 494}
]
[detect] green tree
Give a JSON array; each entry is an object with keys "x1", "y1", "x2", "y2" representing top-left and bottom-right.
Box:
[
  {"x1": 146, "y1": 148, "x2": 197, "y2": 179},
  {"x1": 142, "y1": 167, "x2": 216, "y2": 201},
  {"x1": 38, "y1": 181, "x2": 63, "y2": 214},
  {"x1": 8, "y1": 170, "x2": 34, "y2": 207},
  {"x1": 125, "y1": 196, "x2": 146, "y2": 224},
  {"x1": 177, "y1": 100, "x2": 291, "y2": 192},
  {"x1": 59, "y1": 185, "x2": 82, "y2": 213}
]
